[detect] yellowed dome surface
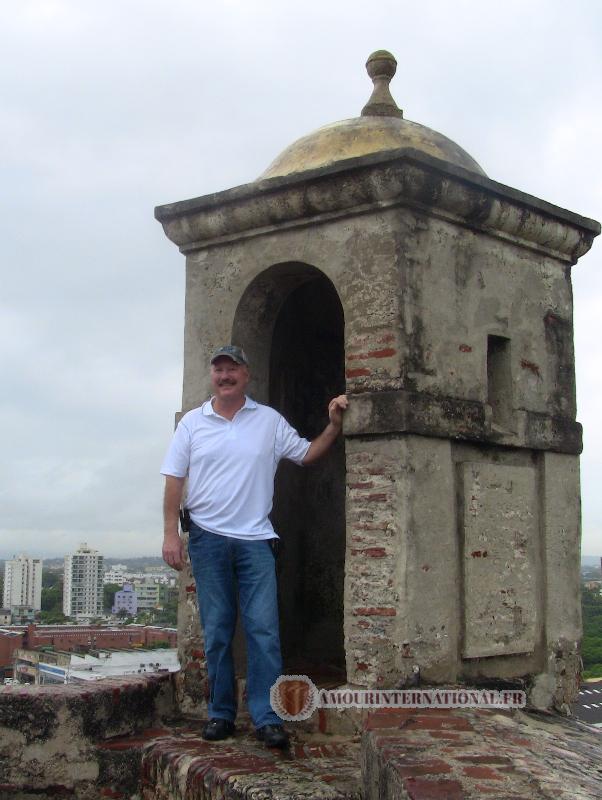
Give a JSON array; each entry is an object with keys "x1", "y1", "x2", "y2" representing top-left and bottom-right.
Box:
[{"x1": 259, "y1": 115, "x2": 486, "y2": 180}]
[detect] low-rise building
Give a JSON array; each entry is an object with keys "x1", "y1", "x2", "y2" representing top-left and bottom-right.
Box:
[
  {"x1": 21, "y1": 622, "x2": 177, "y2": 651},
  {"x1": 112, "y1": 584, "x2": 138, "y2": 616},
  {"x1": 0, "y1": 628, "x2": 24, "y2": 680},
  {"x1": 0, "y1": 623, "x2": 177, "y2": 658},
  {"x1": 14, "y1": 646, "x2": 179, "y2": 685},
  {"x1": 103, "y1": 570, "x2": 127, "y2": 585},
  {"x1": 133, "y1": 582, "x2": 160, "y2": 610},
  {"x1": 106, "y1": 564, "x2": 128, "y2": 573},
  {"x1": 10, "y1": 606, "x2": 35, "y2": 625}
]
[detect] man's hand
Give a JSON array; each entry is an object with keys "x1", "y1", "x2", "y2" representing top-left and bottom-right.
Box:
[
  {"x1": 163, "y1": 475, "x2": 186, "y2": 570},
  {"x1": 328, "y1": 394, "x2": 348, "y2": 429},
  {"x1": 163, "y1": 532, "x2": 185, "y2": 571},
  {"x1": 303, "y1": 394, "x2": 348, "y2": 465}
]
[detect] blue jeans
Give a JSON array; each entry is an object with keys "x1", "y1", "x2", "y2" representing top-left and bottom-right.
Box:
[{"x1": 187, "y1": 522, "x2": 283, "y2": 728}]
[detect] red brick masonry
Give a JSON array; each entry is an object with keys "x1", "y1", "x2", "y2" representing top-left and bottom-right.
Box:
[
  {"x1": 108, "y1": 705, "x2": 602, "y2": 799},
  {"x1": 362, "y1": 707, "x2": 602, "y2": 799}
]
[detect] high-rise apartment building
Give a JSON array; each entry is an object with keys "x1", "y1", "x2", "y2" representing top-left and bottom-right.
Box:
[
  {"x1": 63, "y1": 543, "x2": 104, "y2": 618},
  {"x1": 3, "y1": 554, "x2": 42, "y2": 611}
]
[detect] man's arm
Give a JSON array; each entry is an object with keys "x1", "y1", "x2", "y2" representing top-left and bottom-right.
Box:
[
  {"x1": 302, "y1": 394, "x2": 348, "y2": 465},
  {"x1": 162, "y1": 475, "x2": 186, "y2": 570}
]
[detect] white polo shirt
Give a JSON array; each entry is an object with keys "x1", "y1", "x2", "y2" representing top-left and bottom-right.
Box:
[{"x1": 160, "y1": 397, "x2": 311, "y2": 540}]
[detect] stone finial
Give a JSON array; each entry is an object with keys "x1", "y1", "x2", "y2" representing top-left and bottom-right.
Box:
[{"x1": 361, "y1": 50, "x2": 403, "y2": 118}]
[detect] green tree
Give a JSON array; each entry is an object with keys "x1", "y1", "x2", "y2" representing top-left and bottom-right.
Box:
[
  {"x1": 41, "y1": 585, "x2": 62, "y2": 612},
  {"x1": 582, "y1": 586, "x2": 602, "y2": 678},
  {"x1": 40, "y1": 567, "x2": 64, "y2": 619},
  {"x1": 39, "y1": 609, "x2": 68, "y2": 624},
  {"x1": 103, "y1": 583, "x2": 122, "y2": 613},
  {"x1": 42, "y1": 570, "x2": 61, "y2": 589},
  {"x1": 137, "y1": 639, "x2": 173, "y2": 649},
  {"x1": 135, "y1": 610, "x2": 154, "y2": 625},
  {"x1": 155, "y1": 587, "x2": 178, "y2": 628}
]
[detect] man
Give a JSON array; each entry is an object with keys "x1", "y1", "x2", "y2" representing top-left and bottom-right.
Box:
[{"x1": 161, "y1": 345, "x2": 347, "y2": 749}]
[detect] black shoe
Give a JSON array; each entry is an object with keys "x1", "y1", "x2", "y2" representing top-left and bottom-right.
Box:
[
  {"x1": 202, "y1": 718, "x2": 235, "y2": 741},
  {"x1": 255, "y1": 724, "x2": 290, "y2": 749}
]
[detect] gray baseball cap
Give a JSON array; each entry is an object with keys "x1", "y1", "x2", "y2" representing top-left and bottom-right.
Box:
[{"x1": 210, "y1": 345, "x2": 249, "y2": 366}]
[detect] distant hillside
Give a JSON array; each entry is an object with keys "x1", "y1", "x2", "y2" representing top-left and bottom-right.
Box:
[
  {"x1": 42, "y1": 556, "x2": 167, "y2": 571},
  {"x1": 0, "y1": 556, "x2": 168, "y2": 572},
  {"x1": 104, "y1": 557, "x2": 167, "y2": 571},
  {"x1": 3, "y1": 554, "x2": 600, "y2": 569}
]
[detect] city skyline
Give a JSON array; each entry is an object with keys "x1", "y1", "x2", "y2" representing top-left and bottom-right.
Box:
[
  {"x1": 0, "y1": 550, "x2": 171, "y2": 563},
  {"x1": 1, "y1": 1, "x2": 601, "y2": 559}
]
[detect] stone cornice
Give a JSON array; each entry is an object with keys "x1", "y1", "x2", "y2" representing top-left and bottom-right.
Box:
[
  {"x1": 343, "y1": 389, "x2": 582, "y2": 454},
  {"x1": 155, "y1": 148, "x2": 600, "y2": 262}
]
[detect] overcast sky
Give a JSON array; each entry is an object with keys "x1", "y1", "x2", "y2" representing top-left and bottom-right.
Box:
[{"x1": 1, "y1": 0, "x2": 601, "y2": 560}]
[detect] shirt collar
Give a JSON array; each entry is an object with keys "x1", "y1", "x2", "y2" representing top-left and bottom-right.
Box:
[{"x1": 202, "y1": 395, "x2": 257, "y2": 416}]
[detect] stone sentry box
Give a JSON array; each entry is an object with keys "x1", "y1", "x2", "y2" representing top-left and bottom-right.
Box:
[{"x1": 156, "y1": 51, "x2": 599, "y2": 712}]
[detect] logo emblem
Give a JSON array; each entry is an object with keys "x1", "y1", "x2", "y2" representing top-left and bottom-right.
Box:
[{"x1": 270, "y1": 675, "x2": 318, "y2": 720}]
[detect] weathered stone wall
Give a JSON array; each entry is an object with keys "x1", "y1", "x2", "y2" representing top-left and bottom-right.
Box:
[
  {"x1": 179, "y1": 216, "x2": 404, "y2": 413},
  {"x1": 344, "y1": 433, "x2": 583, "y2": 707},
  {"x1": 0, "y1": 674, "x2": 174, "y2": 799},
  {"x1": 174, "y1": 531, "x2": 208, "y2": 718},
  {"x1": 345, "y1": 441, "x2": 405, "y2": 685},
  {"x1": 179, "y1": 194, "x2": 584, "y2": 456}
]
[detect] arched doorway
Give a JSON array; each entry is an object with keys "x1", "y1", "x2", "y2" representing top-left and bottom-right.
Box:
[{"x1": 232, "y1": 263, "x2": 346, "y2": 683}]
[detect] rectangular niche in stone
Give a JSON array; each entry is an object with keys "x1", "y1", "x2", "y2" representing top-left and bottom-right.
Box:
[{"x1": 461, "y1": 462, "x2": 538, "y2": 659}]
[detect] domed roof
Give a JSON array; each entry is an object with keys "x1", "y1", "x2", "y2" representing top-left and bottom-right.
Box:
[{"x1": 259, "y1": 51, "x2": 486, "y2": 180}]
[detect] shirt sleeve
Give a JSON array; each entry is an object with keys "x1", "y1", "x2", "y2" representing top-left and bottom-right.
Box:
[
  {"x1": 160, "y1": 418, "x2": 192, "y2": 477},
  {"x1": 275, "y1": 415, "x2": 311, "y2": 465}
]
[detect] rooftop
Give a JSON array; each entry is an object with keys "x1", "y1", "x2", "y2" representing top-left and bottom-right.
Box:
[
  {"x1": 259, "y1": 50, "x2": 486, "y2": 180},
  {"x1": 2, "y1": 677, "x2": 602, "y2": 798}
]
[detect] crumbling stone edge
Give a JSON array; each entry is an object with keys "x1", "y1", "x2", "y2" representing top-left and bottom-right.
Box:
[{"x1": 0, "y1": 673, "x2": 176, "y2": 799}]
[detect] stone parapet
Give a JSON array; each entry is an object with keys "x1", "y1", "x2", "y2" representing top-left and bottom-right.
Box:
[
  {"x1": 4, "y1": 677, "x2": 599, "y2": 797},
  {"x1": 58, "y1": 704, "x2": 602, "y2": 799},
  {"x1": 362, "y1": 707, "x2": 602, "y2": 799},
  {"x1": 0, "y1": 674, "x2": 175, "y2": 799}
]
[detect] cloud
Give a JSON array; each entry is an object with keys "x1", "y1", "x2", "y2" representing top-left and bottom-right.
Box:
[{"x1": 0, "y1": 0, "x2": 601, "y2": 560}]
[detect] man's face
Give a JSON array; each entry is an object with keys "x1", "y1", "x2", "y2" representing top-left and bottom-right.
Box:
[{"x1": 210, "y1": 356, "x2": 249, "y2": 402}]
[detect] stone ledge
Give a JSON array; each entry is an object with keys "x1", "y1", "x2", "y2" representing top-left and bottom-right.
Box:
[
  {"x1": 362, "y1": 707, "x2": 602, "y2": 799},
  {"x1": 139, "y1": 720, "x2": 362, "y2": 800},
  {"x1": 3, "y1": 698, "x2": 600, "y2": 799},
  {"x1": 344, "y1": 389, "x2": 582, "y2": 454},
  {"x1": 0, "y1": 674, "x2": 176, "y2": 799}
]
